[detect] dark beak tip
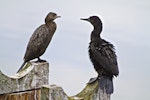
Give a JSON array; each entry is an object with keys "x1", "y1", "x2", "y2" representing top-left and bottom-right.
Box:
[
  {"x1": 80, "y1": 18, "x2": 88, "y2": 21},
  {"x1": 57, "y1": 16, "x2": 61, "y2": 18}
]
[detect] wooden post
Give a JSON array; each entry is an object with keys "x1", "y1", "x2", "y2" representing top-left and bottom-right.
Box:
[
  {"x1": 0, "y1": 62, "x2": 49, "y2": 100},
  {"x1": 73, "y1": 81, "x2": 110, "y2": 100},
  {"x1": 0, "y1": 62, "x2": 110, "y2": 100}
]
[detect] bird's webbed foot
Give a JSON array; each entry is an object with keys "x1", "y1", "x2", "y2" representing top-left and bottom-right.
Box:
[
  {"x1": 36, "y1": 58, "x2": 46, "y2": 63},
  {"x1": 87, "y1": 77, "x2": 98, "y2": 84}
]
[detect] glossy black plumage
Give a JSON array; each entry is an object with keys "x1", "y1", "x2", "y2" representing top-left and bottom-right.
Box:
[
  {"x1": 17, "y1": 12, "x2": 60, "y2": 73},
  {"x1": 81, "y1": 16, "x2": 119, "y2": 94}
]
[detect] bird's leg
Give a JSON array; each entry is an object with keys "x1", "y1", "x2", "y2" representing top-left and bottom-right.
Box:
[
  {"x1": 87, "y1": 76, "x2": 99, "y2": 84},
  {"x1": 37, "y1": 57, "x2": 46, "y2": 62}
]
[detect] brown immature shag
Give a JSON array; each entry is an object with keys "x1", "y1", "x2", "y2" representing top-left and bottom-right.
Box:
[
  {"x1": 81, "y1": 16, "x2": 119, "y2": 94},
  {"x1": 17, "y1": 12, "x2": 60, "y2": 73}
]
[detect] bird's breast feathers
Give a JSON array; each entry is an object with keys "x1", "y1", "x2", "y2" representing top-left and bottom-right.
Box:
[{"x1": 89, "y1": 41, "x2": 119, "y2": 75}]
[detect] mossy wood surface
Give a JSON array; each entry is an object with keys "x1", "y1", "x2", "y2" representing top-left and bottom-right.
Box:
[{"x1": 0, "y1": 62, "x2": 110, "y2": 100}]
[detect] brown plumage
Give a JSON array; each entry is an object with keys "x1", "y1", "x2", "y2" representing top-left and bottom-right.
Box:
[{"x1": 17, "y1": 12, "x2": 60, "y2": 73}]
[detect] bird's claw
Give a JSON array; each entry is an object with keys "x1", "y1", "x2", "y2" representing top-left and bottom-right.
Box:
[
  {"x1": 87, "y1": 77, "x2": 98, "y2": 84},
  {"x1": 36, "y1": 58, "x2": 46, "y2": 63}
]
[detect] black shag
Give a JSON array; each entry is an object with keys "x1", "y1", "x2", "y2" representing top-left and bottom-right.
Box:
[
  {"x1": 17, "y1": 12, "x2": 60, "y2": 73},
  {"x1": 81, "y1": 16, "x2": 119, "y2": 94}
]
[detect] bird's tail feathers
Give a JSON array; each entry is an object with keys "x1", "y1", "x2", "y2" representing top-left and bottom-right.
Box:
[
  {"x1": 17, "y1": 62, "x2": 26, "y2": 73},
  {"x1": 98, "y1": 76, "x2": 113, "y2": 94}
]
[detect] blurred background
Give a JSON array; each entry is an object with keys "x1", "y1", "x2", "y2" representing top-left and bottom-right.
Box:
[{"x1": 0, "y1": 0, "x2": 150, "y2": 100}]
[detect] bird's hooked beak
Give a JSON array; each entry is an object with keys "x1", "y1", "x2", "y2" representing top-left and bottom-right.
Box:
[
  {"x1": 80, "y1": 18, "x2": 90, "y2": 22},
  {"x1": 55, "y1": 15, "x2": 61, "y2": 19}
]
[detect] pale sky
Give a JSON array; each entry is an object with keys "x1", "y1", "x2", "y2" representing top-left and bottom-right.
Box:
[{"x1": 0, "y1": 0, "x2": 150, "y2": 100}]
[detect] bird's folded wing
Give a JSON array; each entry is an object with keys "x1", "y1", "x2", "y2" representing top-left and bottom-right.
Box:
[
  {"x1": 90, "y1": 43, "x2": 119, "y2": 76},
  {"x1": 29, "y1": 25, "x2": 49, "y2": 46},
  {"x1": 24, "y1": 25, "x2": 50, "y2": 59}
]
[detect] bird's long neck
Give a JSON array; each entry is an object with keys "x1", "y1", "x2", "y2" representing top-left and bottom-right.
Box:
[
  {"x1": 46, "y1": 21, "x2": 57, "y2": 34},
  {"x1": 91, "y1": 23, "x2": 102, "y2": 42}
]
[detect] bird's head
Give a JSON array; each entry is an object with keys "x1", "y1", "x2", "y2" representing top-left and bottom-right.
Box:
[
  {"x1": 81, "y1": 16, "x2": 102, "y2": 27},
  {"x1": 45, "y1": 12, "x2": 61, "y2": 23}
]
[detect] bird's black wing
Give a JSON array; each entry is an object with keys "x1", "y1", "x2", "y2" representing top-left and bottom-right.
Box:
[{"x1": 90, "y1": 41, "x2": 119, "y2": 76}]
